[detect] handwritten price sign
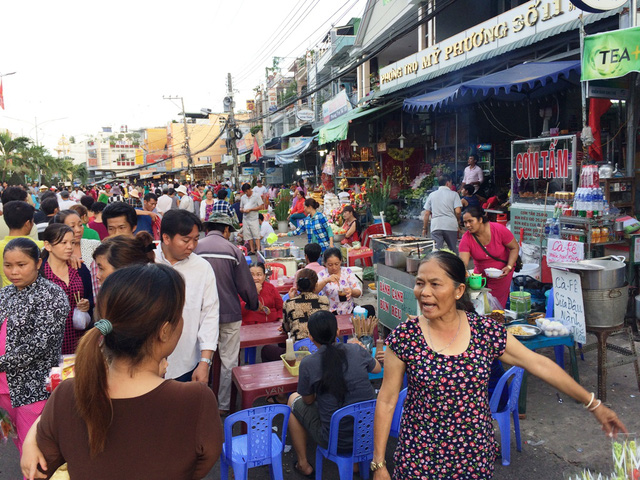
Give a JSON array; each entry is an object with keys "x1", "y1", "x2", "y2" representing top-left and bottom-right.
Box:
[
  {"x1": 547, "y1": 239, "x2": 584, "y2": 264},
  {"x1": 551, "y1": 269, "x2": 586, "y2": 344}
]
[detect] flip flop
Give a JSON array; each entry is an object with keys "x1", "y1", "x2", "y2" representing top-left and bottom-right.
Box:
[
  {"x1": 293, "y1": 461, "x2": 314, "y2": 479},
  {"x1": 265, "y1": 395, "x2": 288, "y2": 405}
]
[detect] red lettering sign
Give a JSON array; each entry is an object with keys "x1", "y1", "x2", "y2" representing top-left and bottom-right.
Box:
[
  {"x1": 391, "y1": 305, "x2": 402, "y2": 320},
  {"x1": 378, "y1": 281, "x2": 391, "y2": 296},
  {"x1": 516, "y1": 152, "x2": 523, "y2": 180},
  {"x1": 391, "y1": 288, "x2": 404, "y2": 302},
  {"x1": 380, "y1": 299, "x2": 389, "y2": 312}
]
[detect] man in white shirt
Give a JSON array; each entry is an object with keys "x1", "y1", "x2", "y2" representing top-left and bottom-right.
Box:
[
  {"x1": 252, "y1": 178, "x2": 267, "y2": 197},
  {"x1": 69, "y1": 186, "x2": 83, "y2": 202},
  {"x1": 239, "y1": 183, "x2": 263, "y2": 255},
  {"x1": 176, "y1": 185, "x2": 194, "y2": 213},
  {"x1": 154, "y1": 209, "x2": 220, "y2": 383},
  {"x1": 460, "y1": 154, "x2": 484, "y2": 193},
  {"x1": 422, "y1": 174, "x2": 462, "y2": 254},
  {"x1": 258, "y1": 213, "x2": 275, "y2": 250},
  {"x1": 156, "y1": 188, "x2": 173, "y2": 215},
  {"x1": 58, "y1": 190, "x2": 77, "y2": 210}
]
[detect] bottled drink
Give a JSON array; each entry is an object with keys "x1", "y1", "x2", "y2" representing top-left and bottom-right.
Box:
[
  {"x1": 552, "y1": 219, "x2": 560, "y2": 238},
  {"x1": 585, "y1": 188, "x2": 594, "y2": 218},
  {"x1": 545, "y1": 218, "x2": 553, "y2": 236}
]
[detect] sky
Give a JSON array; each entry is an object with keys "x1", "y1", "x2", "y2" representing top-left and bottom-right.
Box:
[{"x1": 0, "y1": 0, "x2": 367, "y2": 152}]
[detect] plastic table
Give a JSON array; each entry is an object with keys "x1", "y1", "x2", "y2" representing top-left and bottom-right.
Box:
[
  {"x1": 232, "y1": 361, "x2": 299, "y2": 410},
  {"x1": 517, "y1": 333, "x2": 579, "y2": 415}
]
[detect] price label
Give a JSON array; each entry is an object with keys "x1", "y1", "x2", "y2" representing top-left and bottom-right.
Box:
[
  {"x1": 547, "y1": 239, "x2": 584, "y2": 264},
  {"x1": 551, "y1": 269, "x2": 586, "y2": 344}
]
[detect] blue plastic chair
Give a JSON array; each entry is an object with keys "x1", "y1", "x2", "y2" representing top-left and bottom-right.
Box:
[
  {"x1": 220, "y1": 404, "x2": 290, "y2": 480},
  {"x1": 316, "y1": 399, "x2": 377, "y2": 480},
  {"x1": 490, "y1": 366, "x2": 524, "y2": 466},
  {"x1": 389, "y1": 388, "x2": 408, "y2": 438}
]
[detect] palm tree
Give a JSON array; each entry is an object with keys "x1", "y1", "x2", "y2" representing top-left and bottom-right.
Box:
[
  {"x1": 0, "y1": 132, "x2": 31, "y2": 182},
  {"x1": 73, "y1": 164, "x2": 88, "y2": 184}
]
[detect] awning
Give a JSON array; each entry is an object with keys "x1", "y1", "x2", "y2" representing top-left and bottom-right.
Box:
[
  {"x1": 317, "y1": 105, "x2": 388, "y2": 145},
  {"x1": 275, "y1": 136, "x2": 316, "y2": 165},
  {"x1": 404, "y1": 61, "x2": 581, "y2": 112}
]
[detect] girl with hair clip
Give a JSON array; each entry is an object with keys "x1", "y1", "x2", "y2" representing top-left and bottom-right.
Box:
[
  {"x1": 0, "y1": 238, "x2": 68, "y2": 456},
  {"x1": 280, "y1": 198, "x2": 333, "y2": 252},
  {"x1": 92, "y1": 232, "x2": 155, "y2": 286},
  {"x1": 40, "y1": 224, "x2": 93, "y2": 355},
  {"x1": 287, "y1": 310, "x2": 381, "y2": 478},
  {"x1": 21, "y1": 264, "x2": 223, "y2": 480}
]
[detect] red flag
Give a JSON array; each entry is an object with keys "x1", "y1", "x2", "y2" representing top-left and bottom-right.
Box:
[
  {"x1": 251, "y1": 138, "x2": 262, "y2": 163},
  {"x1": 0, "y1": 80, "x2": 4, "y2": 110}
]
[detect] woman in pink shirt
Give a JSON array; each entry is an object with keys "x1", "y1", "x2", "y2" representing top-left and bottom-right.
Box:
[{"x1": 458, "y1": 206, "x2": 519, "y2": 308}]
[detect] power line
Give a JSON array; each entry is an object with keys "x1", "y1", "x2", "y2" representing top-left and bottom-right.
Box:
[
  {"x1": 233, "y1": 0, "x2": 314, "y2": 80},
  {"x1": 238, "y1": 0, "x2": 457, "y2": 124}
]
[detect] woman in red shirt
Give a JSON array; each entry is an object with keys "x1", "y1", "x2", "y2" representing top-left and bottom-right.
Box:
[{"x1": 241, "y1": 263, "x2": 283, "y2": 325}]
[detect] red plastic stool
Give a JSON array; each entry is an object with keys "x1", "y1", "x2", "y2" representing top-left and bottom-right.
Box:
[
  {"x1": 497, "y1": 214, "x2": 508, "y2": 227},
  {"x1": 347, "y1": 247, "x2": 373, "y2": 267}
]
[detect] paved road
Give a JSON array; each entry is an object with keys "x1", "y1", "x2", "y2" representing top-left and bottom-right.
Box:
[{"x1": 2, "y1": 221, "x2": 639, "y2": 479}]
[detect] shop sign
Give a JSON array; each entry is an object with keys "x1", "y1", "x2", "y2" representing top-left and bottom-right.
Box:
[
  {"x1": 322, "y1": 90, "x2": 352, "y2": 124},
  {"x1": 246, "y1": 100, "x2": 255, "y2": 111},
  {"x1": 582, "y1": 27, "x2": 640, "y2": 81},
  {"x1": 510, "y1": 205, "x2": 554, "y2": 245},
  {"x1": 547, "y1": 238, "x2": 585, "y2": 263},
  {"x1": 571, "y1": 0, "x2": 627, "y2": 13},
  {"x1": 379, "y1": 0, "x2": 583, "y2": 91},
  {"x1": 242, "y1": 167, "x2": 259, "y2": 176},
  {"x1": 551, "y1": 269, "x2": 586, "y2": 343},
  {"x1": 587, "y1": 83, "x2": 629, "y2": 99},
  {"x1": 377, "y1": 142, "x2": 387, "y2": 152},
  {"x1": 515, "y1": 139, "x2": 569, "y2": 180},
  {"x1": 268, "y1": 88, "x2": 277, "y2": 113},
  {"x1": 265, "y1": 167, "x2": 283, "y2": 185},
  {"x1": 377, "y1": 277, "x2": 418, "y2": 329},
  {"x1": 296, "y1": 108, "x2": 314, "y2": 123}
]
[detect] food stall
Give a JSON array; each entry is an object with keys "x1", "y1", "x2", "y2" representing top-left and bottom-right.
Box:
[
  {"x1": 510, "y1": 135, "x2": 578, "y2": 248},
  {"x1": 373, "y1": 235, "x2": 436, "y2": 331}
]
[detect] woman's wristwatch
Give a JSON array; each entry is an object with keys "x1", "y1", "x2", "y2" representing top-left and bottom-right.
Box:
[{"x1": 370, "y1": 459, "x2": 386, "y2": 471}]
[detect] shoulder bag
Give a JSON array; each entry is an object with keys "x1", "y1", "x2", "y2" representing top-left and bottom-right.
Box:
[{"x1": 472, "y1": 233, "x2": 522, "y2": 272}]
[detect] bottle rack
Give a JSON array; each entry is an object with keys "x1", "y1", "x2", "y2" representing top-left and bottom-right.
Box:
[{"x1": 558, "y1": 215, "x2": 624, "y2": 259}]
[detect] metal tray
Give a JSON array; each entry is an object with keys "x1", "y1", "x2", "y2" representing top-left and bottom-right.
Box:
[{"x1": 506, "y1": 324, "x2": 542, "y2": 340}]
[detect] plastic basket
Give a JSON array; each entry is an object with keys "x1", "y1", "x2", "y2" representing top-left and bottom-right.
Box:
[{"x1": 280, "y1": 351, "x2": 311, "y2": 376}]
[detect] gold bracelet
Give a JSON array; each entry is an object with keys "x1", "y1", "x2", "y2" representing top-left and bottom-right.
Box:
[{"x1": 370, "y1": 460, "x2": 386, "y2": 472}]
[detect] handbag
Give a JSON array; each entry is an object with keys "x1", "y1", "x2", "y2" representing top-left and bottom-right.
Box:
[{"x1": 472, "y1": 234, "x2": 522, "y2": 272}]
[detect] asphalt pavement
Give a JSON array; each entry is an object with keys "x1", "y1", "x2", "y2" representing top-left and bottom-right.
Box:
[{"x1": 2, "y1": 219, "x2": 639, "y2": 479}]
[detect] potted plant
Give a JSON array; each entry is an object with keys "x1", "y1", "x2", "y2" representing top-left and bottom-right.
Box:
[
  {"x1": 274, "y1": 189, "x2": 291, "y2": 232},
  {"x1": 366, "y1": 178, "x2": 391, "y2": 223}
]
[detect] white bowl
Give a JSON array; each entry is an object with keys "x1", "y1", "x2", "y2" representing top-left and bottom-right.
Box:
[{"x1": 484, "y1": 268, "x2": 502, "y2": 279}]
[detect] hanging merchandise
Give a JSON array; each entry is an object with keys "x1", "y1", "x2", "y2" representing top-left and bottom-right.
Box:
[
  {"x1": 322, "y1": 152, "x2": 335, "y2": 175},
  {"x1": 387, "y1": 148, "x2": 415, "y2": 162}
]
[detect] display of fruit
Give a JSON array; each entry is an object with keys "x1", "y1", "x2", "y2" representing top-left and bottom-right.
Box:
[{"x1": 384, "y1": 205, "x2": 401, "y2": 226}]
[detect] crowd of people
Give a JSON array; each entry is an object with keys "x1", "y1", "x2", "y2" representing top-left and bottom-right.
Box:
[{"x1": 0, "y1": 178, "x2": 628, "y2": 479}]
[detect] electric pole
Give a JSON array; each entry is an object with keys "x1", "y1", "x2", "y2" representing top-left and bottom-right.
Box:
[
  {"x1": 163, "y1": 95, "x2": 193, "y2": 182},
  {"x1": 226, "y1": 73, "x2": 239, "y2": 189}
]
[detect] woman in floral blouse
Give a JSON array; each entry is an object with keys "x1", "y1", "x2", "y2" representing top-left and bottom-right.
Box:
[
  {"x1": 316, "y1": 248, "x2": 362, "y2": 315},
  {"x1": 0, "y1": 238, "x2": 69, "y2": 454}
]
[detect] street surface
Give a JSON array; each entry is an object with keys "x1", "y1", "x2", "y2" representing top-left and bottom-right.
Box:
[{"x1": 2, "y1": 220, "x2": 639, "y2": 479}]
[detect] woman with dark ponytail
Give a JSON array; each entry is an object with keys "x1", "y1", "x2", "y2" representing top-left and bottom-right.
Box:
[
  {"x1": 21, "y1": 264, "x2": 222, "y2": 479},
  {"x1": 287, "y1": 310, "x2": 381, "y2": 477},
  {"x1": 280, "y1": 197, "x2": 334, "y2": 252}
]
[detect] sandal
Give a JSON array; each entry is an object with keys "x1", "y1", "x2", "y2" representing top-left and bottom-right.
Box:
[
  {"x1": 293, "y1": 461, "x2": 314, "y2": 479},
  {"x1": 265, "y1": 394, "x2": 288, "y2": 405}
]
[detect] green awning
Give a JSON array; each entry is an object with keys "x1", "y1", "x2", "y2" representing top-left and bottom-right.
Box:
[{"x1": 317, "y1": 105, "x2": 387, "y2": 145}]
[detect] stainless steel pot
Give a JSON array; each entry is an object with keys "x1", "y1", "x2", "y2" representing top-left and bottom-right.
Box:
[
  {"x1": 385, "y1": 249, "x2": 408, "y2": 270},
  {"x1": 263, "y1": 245, "x2": 291, "y2": 259},
  {"x1": 583, "y1": 284, "x2": 628, "y2": 328},
  {"x1": 406, "y1": 253, "x2": 426, "y2": 274},
  {"x1": 575, "y1": 256, "x2": 626, "y2": 289}
]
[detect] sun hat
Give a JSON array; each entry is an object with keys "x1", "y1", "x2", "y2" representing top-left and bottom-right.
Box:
[
  {"x1": 129, "y1": 189, "x2": 140, "y2": 198},
  {"x1": 176, "y1": 185, "x2": 188, "y2": 195},
  {"x1": 205, "y1": 213, "x2": 237, "y2": 232}
]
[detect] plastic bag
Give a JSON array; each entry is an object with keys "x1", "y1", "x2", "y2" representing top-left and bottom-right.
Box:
[
  {"x1": 473, "y1": 291, "x2": 503, "y2": 315},
  {"x1": 0, "y1": 408, "x2": 16, "y2": 443},
  {"x1": 72, "y1": 308, "x2": 91, "y2": 330}
]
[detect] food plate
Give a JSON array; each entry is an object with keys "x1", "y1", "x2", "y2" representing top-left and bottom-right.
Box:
[
  {"x1": 484, "y1": 267, "x2": 502, "y2": 278},
  {"x1": 506, "y1": 324, "x2": 542, "y2": 339}
]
